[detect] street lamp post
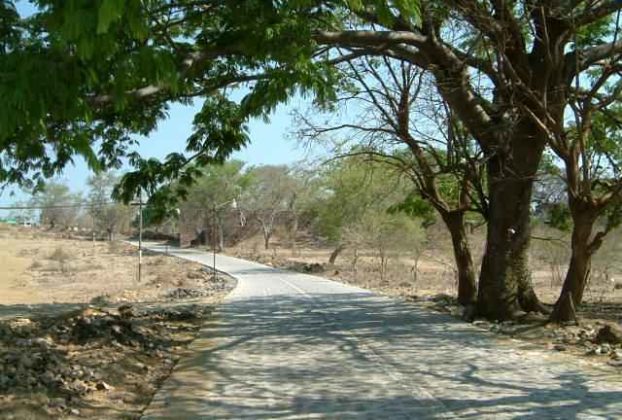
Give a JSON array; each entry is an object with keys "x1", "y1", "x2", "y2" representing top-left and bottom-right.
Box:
[{"x1": 211, "y1": 198, "x2": 237, "y2": 279}]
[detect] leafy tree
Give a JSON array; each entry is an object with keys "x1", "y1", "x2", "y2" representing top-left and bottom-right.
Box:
[
  {"x1": 344, "y1": 210, "x2": 425, "y2": 281},
  {"x1": 312, "y1": 155, "x2": 412, "y2": 262},
  {"x1": 87, "y1": 171, "x2": 131, "y2": 240},
  {"x1": 300, "y1": 59, "x2": 486, "y2": 305},
  {"x1": 3, "y1": 1, "x2": 621, "y2": 319},
  {"x1": 178, "y1": 160, "x2": 251, "y2": 249},
  {"x1": 31, "y1": 181, "x2": 81, "y2": 229},
  {"x1": 241, "y1": 165, "x2": 299, "y2": 249}
]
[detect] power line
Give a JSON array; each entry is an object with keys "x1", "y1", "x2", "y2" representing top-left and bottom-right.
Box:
[{"x1": 0, "y1": 201, "x2": 120, "y2": 210}]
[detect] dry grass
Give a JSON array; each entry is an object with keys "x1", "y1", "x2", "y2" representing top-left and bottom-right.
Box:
[
  {"x1": 0, "y1": 224, "x2": 235, "y2": 418},
  {"x1": 0, "y1": 225, "x2": 226, "y2": 314}
]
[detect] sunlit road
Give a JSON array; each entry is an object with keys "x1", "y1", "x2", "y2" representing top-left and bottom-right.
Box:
[{"x1": 141, "y1": 243, "x2": 622, "y2": 419}]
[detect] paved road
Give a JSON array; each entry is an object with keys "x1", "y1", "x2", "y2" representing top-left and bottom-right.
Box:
[{"x1": 142, "y1": 243, "x2": 622, "y2": 419}]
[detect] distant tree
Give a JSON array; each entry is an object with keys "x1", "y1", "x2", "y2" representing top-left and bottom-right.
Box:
[
  {"x1": 300, "y1": 60, "x2": 486, "y2": 305},
  {"x1": 344, "y1": 210, "x2": 425, "y2": 281},
  {"x1": 311, "y1": 155, "x2": 412, "y2": 263},
  {"x1": 87, "y1": 172, "x2": 131, "y2": 240},
  {"x1": 241, "y1": 165, "x2": 299, "y2": 249},
  {"x1": 31, "y1": 182, "x2": 81, "y2": 229},
  {"x1": 179, "y1": 160, "x2": 251, "y2": 249}
]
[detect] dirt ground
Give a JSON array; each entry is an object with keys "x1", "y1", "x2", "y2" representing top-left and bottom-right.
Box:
[
  {"x1": 0, "y1": 224, "x2": 235, "y2": 419},
  {"x1": 226, "y1": 229, "x2": 622, "y2": 371}
]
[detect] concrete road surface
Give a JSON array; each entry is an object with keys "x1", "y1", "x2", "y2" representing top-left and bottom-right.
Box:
[{"x1": 141, "y1": 243, "x2": 622, "y2": 419}]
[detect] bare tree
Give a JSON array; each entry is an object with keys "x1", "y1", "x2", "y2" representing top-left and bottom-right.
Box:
[
  {"x1": 87, "y1": 172, "x2": 131, "y2": 240},
  {"x1": 299, "y1": 59, "x2": 486, "y2": 305},
  {"x1": 242, "y1": 165, "x2": 298, "y2": 249},
  {"x1": 31, "y1": 181, "x2": 81, "y2": 230},
  {"x1": 311, "y1": 2, "x2": 622, "y2": 319}
]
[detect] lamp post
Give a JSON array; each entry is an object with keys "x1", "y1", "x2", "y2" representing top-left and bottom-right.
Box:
[{"x1": 211, "y1": 198, "x2": 237, "y2": 279}]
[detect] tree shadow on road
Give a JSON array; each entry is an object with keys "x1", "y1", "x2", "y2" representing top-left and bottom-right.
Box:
[{"x1": 145, "y1": 291, "x2": 622, "y2": 419}]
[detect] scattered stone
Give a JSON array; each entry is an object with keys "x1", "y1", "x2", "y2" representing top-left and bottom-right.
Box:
[
  {"x1": 96, "y1": 381, "x2": 113, "y2": 391},
  {"x1": 48, "y1": 397, "x2": 66, "y2": 410},
  {"x1": 118, "y1": 304, "x2": 135, "y2": 318},
  {"x1": 553, "y1": 344, "x2": 567, "y2": 352},
  {"x1": 165, "y1": 287, "x2": 209, "y2": 300},
  {"x1": 595, "y1": 325, "x2": 622, "y2": 344},
  {"x1": 186, "y1": 270, "x2": 204, "y2": 280}
]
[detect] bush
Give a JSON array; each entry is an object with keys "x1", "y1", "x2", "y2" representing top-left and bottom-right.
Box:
[{"x1": 48, "y1": 246, "x2": 70, "y2": 263}]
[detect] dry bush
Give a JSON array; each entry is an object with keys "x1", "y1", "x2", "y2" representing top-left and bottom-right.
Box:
[
  {"x1": 47, "y1": 246, "x2": 73, "y2": 273},
  {"x1": 107, "y1": 240, "x2": 121, "y2": 254},
  {"x1": 343, "y1": 212, "x2": 425, "y2": 281},
  {"x1": 48, "y1": 246, "x2": 70, "y2": 263},
  {"x1": 29, "y1": 260, "x2": 43, "y2": 270}
]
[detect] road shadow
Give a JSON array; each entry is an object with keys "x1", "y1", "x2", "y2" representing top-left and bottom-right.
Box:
[{"x1": 145, "y1": 292, "x2": 622, "y2": 419}]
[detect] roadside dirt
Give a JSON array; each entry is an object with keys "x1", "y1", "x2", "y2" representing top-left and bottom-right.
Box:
[{"x1": 0, "y1": 225, "x2": 235, "y2": 419}]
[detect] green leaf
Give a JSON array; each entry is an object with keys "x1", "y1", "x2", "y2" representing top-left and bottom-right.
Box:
[{"x1": 97, "y1": 0, "x2": 125, "y2": 34}]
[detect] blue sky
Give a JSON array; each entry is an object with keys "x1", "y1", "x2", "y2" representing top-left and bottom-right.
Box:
[
  {"x1": 0, "y1": 96, "x2": 313, "y2": 206},
  {"x1": 0, "y1": 2, "x2": 315, "y2": 207}
]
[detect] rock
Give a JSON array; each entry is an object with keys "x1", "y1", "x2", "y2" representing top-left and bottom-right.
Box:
[
  {"x1": 553, "y1": 344, "x2": 567, "y2": 352},
  {"x1": 118, "y1": 304, "x2": 134, "y2": 318},
  {"x1": 472, "y1": 320, "x2": 490, "y2": 328},
  {"x1": 96, "y1": 381, "x2": 113, "y2": 391},
  {"x1": 585, "y1": 347, "x2": 598, "y2": 356},
  {"x1": 70, "y1": 408, "x2": 80, "y2": 416},
  {"x1": 67, "y1": 379, "x2": 90, "y2": 394},
  {"x1": 612, "y1": 350, "x2": 622, "y2": 360},
  {"x1": 43, "y1": 371, "x2": 62, "y2": 385},
  {"x1": 8, "y1": 318, "x2": 35, "y2": 330},
  {"x1": 18, "y1": 354, "x2": 34, "y2": 369},
  {"x1": 165, "y1": 287, "x2": 208, "y2": 300},
  {"x1": 594, "y1": 324, "x2": 622, "y2": 344},
  {"x1": 48, "y1": 397, "x2": 66, "y2": 410},
  {"x1": 187, "y1": 270, "x2": 204, "y2": 279},
  {"x1": 607, "y1": 359, "x2": 622, "y2": 367}
]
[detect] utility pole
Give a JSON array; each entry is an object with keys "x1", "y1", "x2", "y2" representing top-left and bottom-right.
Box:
[
  {"x1": 138, "y1": 189, "x2": 143, "y2": 283},
  {"x1": 212, "y1": 203, "x2": 217, "y2": 279}
]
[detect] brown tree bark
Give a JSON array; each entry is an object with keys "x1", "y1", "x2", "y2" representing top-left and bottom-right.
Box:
[
  {"x1": 263, "y1": 230, "x2": 271, "y2": 250},
  {"x1": 476, "y1": 124, "x2": 547, "y2": 320},
  {"x1": 328, "y1": 244, "x2": 346, "y2": 264},
  {"x1": 550, "y1": 291, "x2": 578, "y2": 324},
  {"x1": 441, "y1": 211, "x2": 477, "y2": 305},
  {"x1": 551, "y1": 203, "x2": 600, "y2": 322}
]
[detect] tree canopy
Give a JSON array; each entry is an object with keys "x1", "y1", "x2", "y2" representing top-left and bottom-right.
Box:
[{"x1": 2, "y1": 0, "x2": 622, "y2": 320}]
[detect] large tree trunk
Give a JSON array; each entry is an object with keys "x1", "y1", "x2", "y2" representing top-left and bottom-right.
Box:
[
  {"x1": 477, "y1": 125, "x2": 546, "y2": 320},
  {"x1": 551, "y1": 204, "x2": 598, "y2": 322},
  {"x1": 441, "y1": 211, "x2": 477, "y2": 305}
]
